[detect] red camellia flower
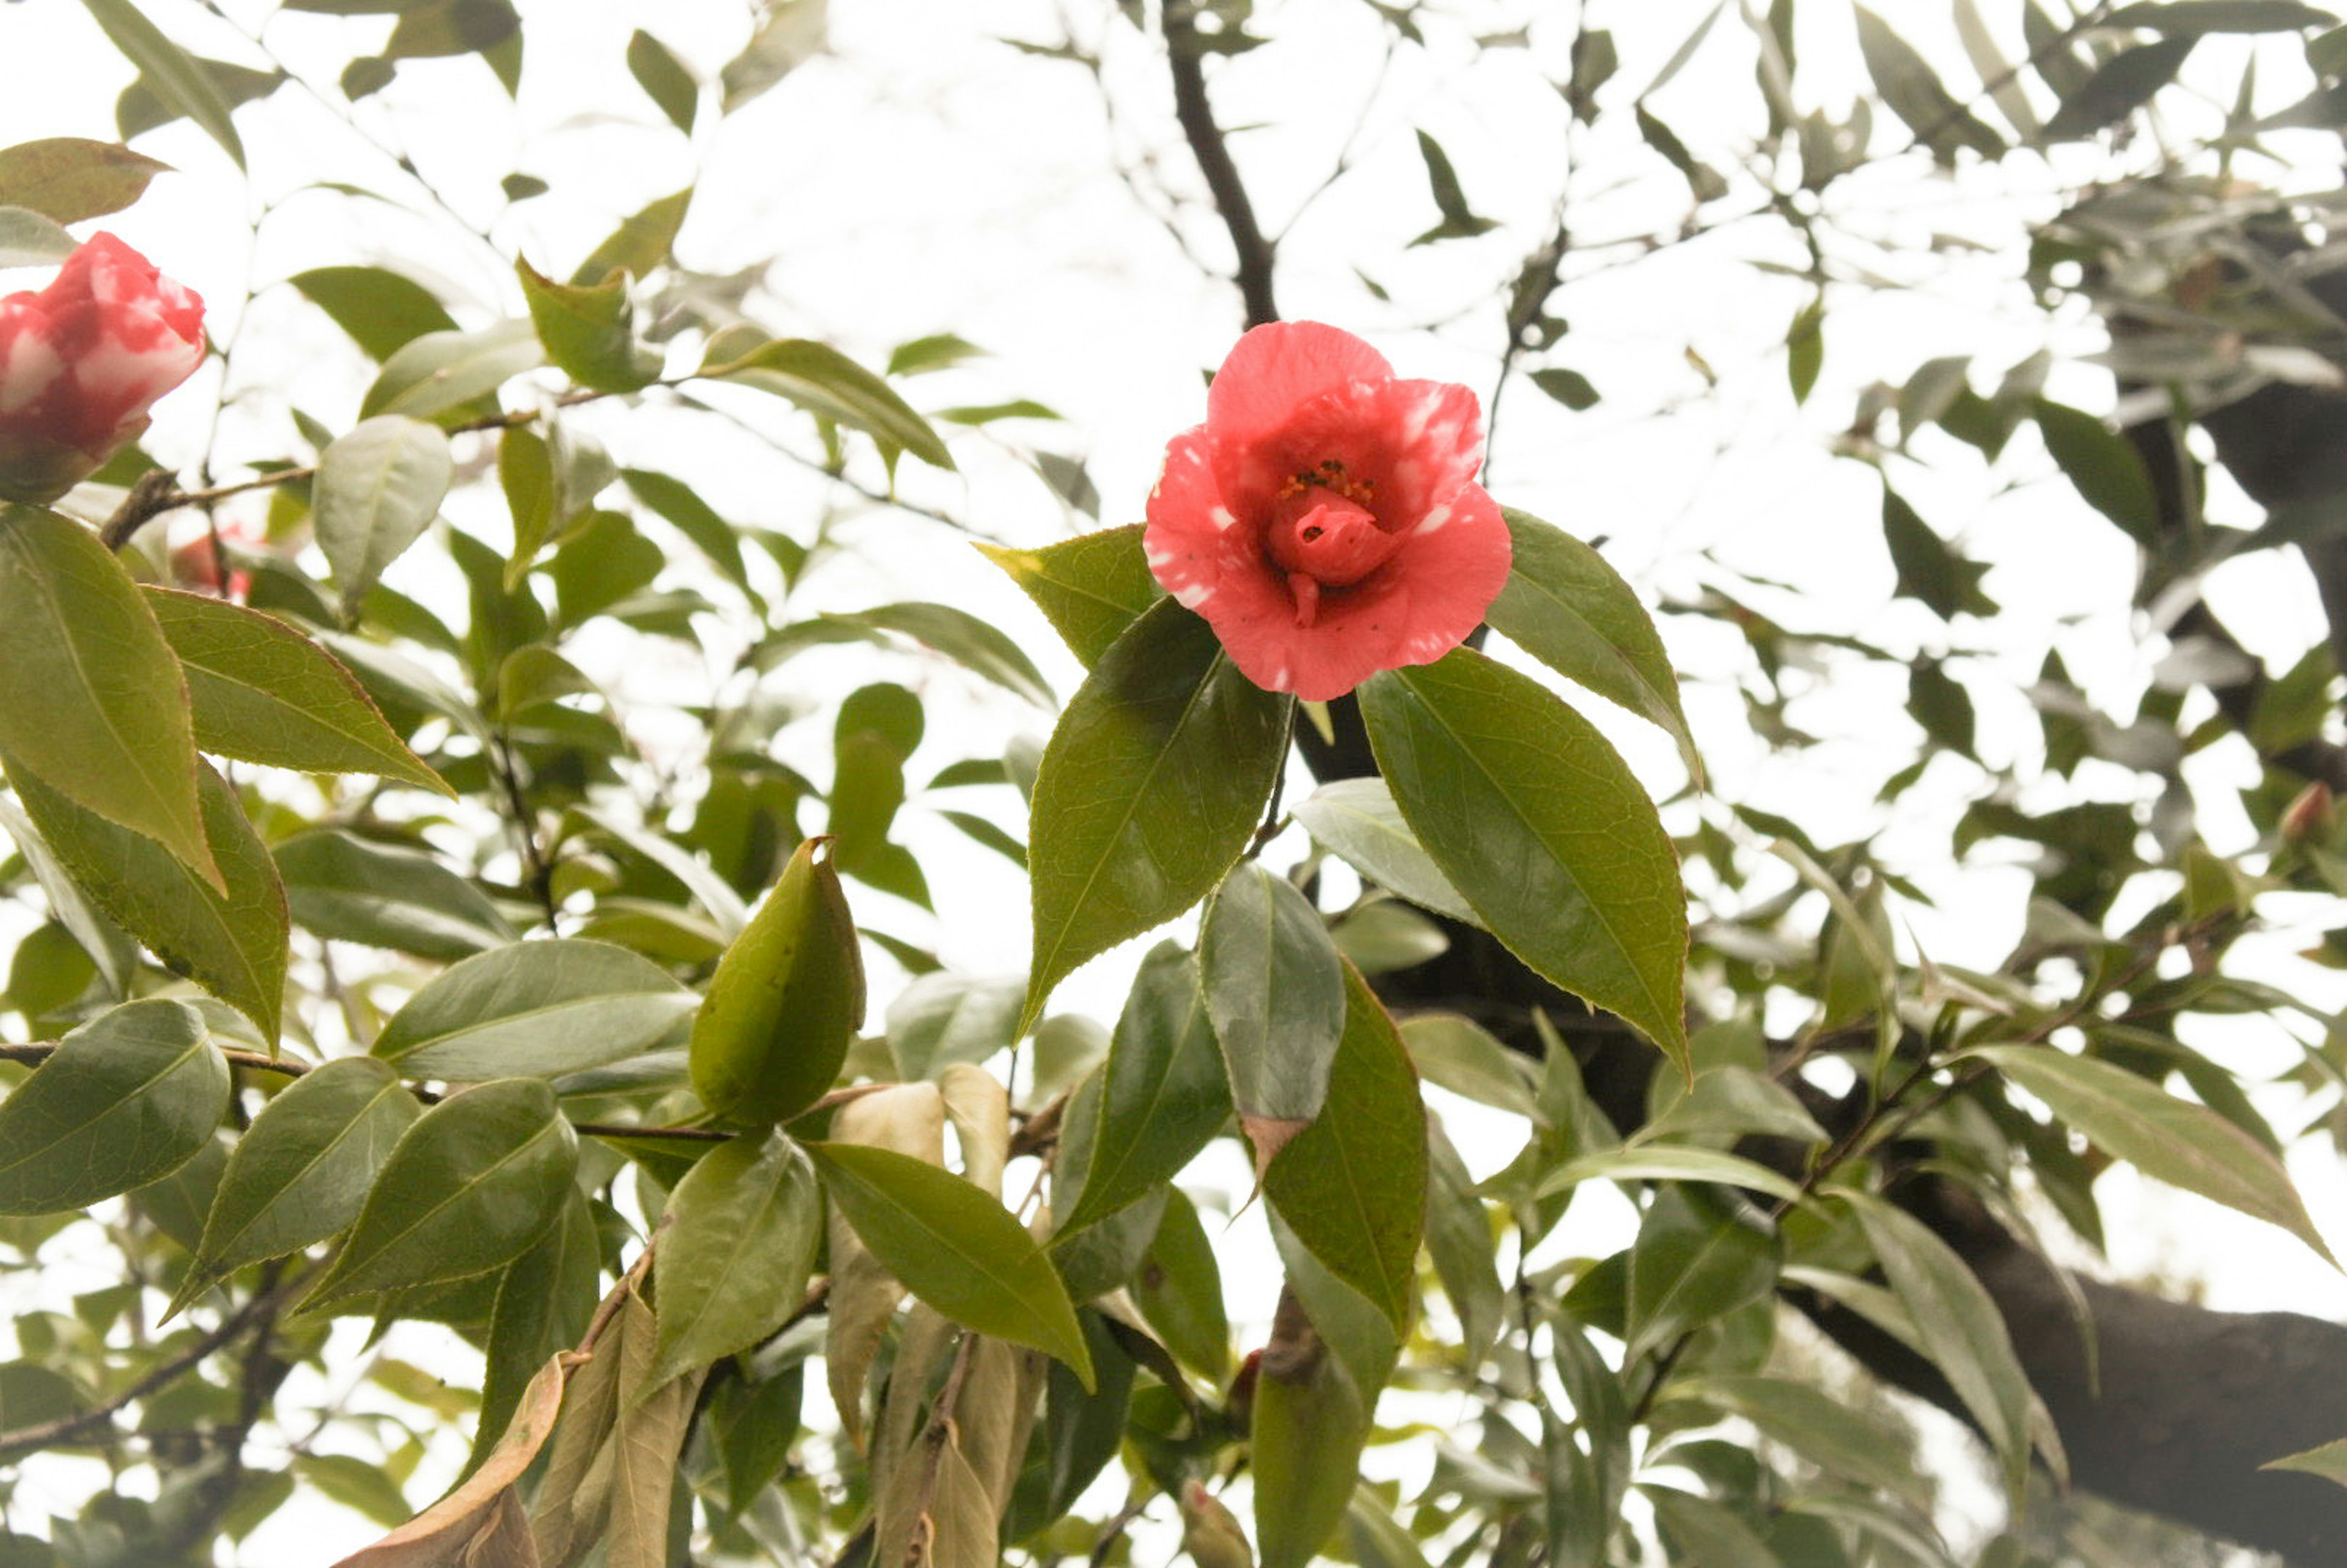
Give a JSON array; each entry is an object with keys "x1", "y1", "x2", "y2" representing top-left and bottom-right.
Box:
[
  {"x1": 0, "y1": 233, "x2": 206, "y2": 504},
  {"x1": 1143, "y1": 321, "x2": 1511, "y2": 700}
]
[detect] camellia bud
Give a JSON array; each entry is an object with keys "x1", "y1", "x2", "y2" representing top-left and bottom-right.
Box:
[
  {"x1": 2282, "y1": 781, "x2": 2335, "y2": 847},
  {"x1": 1178, "y1": 1479, "x2": 1255, "y2": 1568},
  {"x1": 0, "y1": 233, "x2": 205, "y2": 504}
]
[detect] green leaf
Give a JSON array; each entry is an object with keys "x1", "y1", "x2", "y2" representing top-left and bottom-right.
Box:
[
  {"x1": 290, "y1": 266, "x2": 460, "y2": 362},
  {"x1": 975, "y1": 524, "x2": 1163, "y2": 668},
  {"x1": 497, "y1": 425, "x2": 556, "y2": 590},
  {"x1": 1535, "y1": 1143, "x2": 1802, "y2": 1203},
  {"x1": 720, "y1": 0, "x2": 825, "y2": 111},
  {"x1": 887, "y1": 332, "x2": 984, "y2": 377},
  {"x1": 1486, "y1": 508, "x2": 1700, "y2": 779},
  {"x1": 1133, "y1": 1187, "x2": 1230, "y2": 1379},
  {"x1": 297, "y1": 1454, "x2": 412, "y2": 1530},
  {"x1": 2109, "y1": 1, "x2": 2337, "y2": 29},
  {"x1": 0, "y1": 506, "x2": 218, "y2": 890},
  {"x1": 1529, "y1": 367, "x2": 1601, "y2": 411},
  {"x1": 2263, "y1": 1436, "x2": 2347, "y2": 1487},
  {"x1": 517, "y1": 258, "x2": 661, "y2": 393},
  {"x1": 575, "y1": 188, "x2": 693, "y2": 284},
  {"x1": 807, "y1": 1140, "x2": 1095, "y2": 1387},
  {"x1": 1054, "y1": 942, "x2": 1229, "y2": 1234},
  {"x1": 78, "y1": 0, "x2": 246, "y2": 166},
  {"x1": 885, "y1": 972, "x2": 1022, "y2": 1080},
  {"x1": 626, "y1": 29, "x2": 700, "y2": 133},
  {"x1": 1255, "y1": 1218, "x2": 1398, "y2": 1568},
  {"x1": 359, "y1": 320, "x2": 545, "y2": 422},
  {"x1": 1623, "y1": 1187, "x2": 1779, "y2": 1361},
  {"x1": 1633, "y1": 105, "x2": 1728, "y2": 203},
  {"x1": 1971, "y1": 1045, "x2": 2337, "y2": 1264},
  {"x1": 473, "y1": 1190, "x2": 597, "y2": 1465},
  {"x1": 1853, "y1": 5, "x2": 2004, "y2": 162},
  {"x1": 274, "y1": 829, "x2": 515, "y2": 959},
  {"x1": 0, "y1": 795, "x2": 136, "y2": 998},
  {"x1": 0, "y1": 998, "x2": 226, "y2": 1214},
  {"x1": 1667, "y1": 1374, "x2": 1931, "y2": 1509},
  {"x1": 1646, "y1": 1489, "x2": 1778, "y2": 1568},
  {"x1": 1022, "y1": 599, "x2": 1286, "y2": 1033},
  {"x1": 116, "y1": 54, "x2": 284, "y2": 144},
  {"x1": 1292, "y1": 778, "x2": 1479, "y2": 926},
  {"x1": 827, "y1": 602, "x2": 1054, "y2": 707},
  {"x1": 313, "y1": 416, "x2": 454, "y2": 618},
  {"x1": 1786, "y1": 293, "x2": 1824, "y2": 404},
  {"x1": 1359, "y1": 647, "x2": 1689, "y2": 1075},
  {"x1": 178, "y1": 1057, "x2": 420, "y2": 1305},
  {"x1": 649, "y1": 1130, "x2": 821, "y2": 1387},
  {"x1": 1401, "y1": 1013, "x2": 1539, "y2": 1116},
  {"x1": 1424, "y1": 1120, "x2": 1504, "y2": 1363},
  {"x1": 1408, "y1": 129, "x2": 1499, "y2": 244},
  {"x1": 0, "y1": 137, "x2": 169, "y2": 224},
  {"x1": 691, "y1": 837, "x2": 865, "y2": 1125},
  {"x1": 1264, "y1": 965, "x2": 1427, "y2": 1332},
  {"x1": 1881, "y1": 488, "x2": 1995, "y2": 621},
  {"x1": 1202, "y1": 862, "x2": 1347, "y2": 1143},
  {"x1": 144, "y1": 588, "x2": 449, "y2": 794},
  {"x1": 373, "y1": 939, "x2": 697, "y2": 1082},
  {"x1": 2043, "y1": 37, "x2": 2198, "y2": 139},
  {"x1": 702, "y1": 337, "x2": 953, "y2": 471},
  {"x1": 4, "y1": 757, "x2": 287, "y2": 1038},
  {"x1": 301, "y1": 1077, "x2": 578, "y2": 1314},
  {"x1": 2033, "y1": 400, "x2": 2159, "y2": 543},
  {"x1": 1839, "y1": 1190, "x2": 2046, "y2": 1506},
  {"x1": 0, "y1": 205, "x2": 76, "y2": 267}
]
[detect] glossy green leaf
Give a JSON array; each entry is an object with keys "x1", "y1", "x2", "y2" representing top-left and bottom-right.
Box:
[
  {"x1": 575, "y1": 187, "x2": 692, "y2": 284},
  {"x1": 2041, "y1": 38, "x2": 2198, "y2": 139},
  {"x1": 1291, "y1": 777, "x2": 1480, "y2": 926},
  {"x1": 691, "y1": 837, "x2": 865, "y2": 1125},
  {"x1": 373, "y1": 939, "x2": 697, "y2": 1082},
  {"x1": 1972, "y1": 1045, "x2": 2336, "y2": 1264},
  {"x1": 1263, "y1": 965, "x2": 1425, "y2": 1331},
  {"x1": 626, "y1": 29, "x2": 700, "y2": 133},
  {"x1": 1202, "y1": 862, "x2": 1346, "y2": 1143},
  {"x1": 0, "y1": 794, "x2": 134, "y2": 998},
  {"x1": 1535, "y1": 1143, "x2": 1802, "y2": 1203},
  {"x1": 0, "y1": 137, "x2": 169, "y2": 224},
  {"x1": 0, "y1": 205, "x2": 76, "y2": 266},
  {"x1": 518, "y1": 258, "x2": 661, "y2": 394},
  {"x1": 1400, "y1": 1013, "x2": 1539, "y2": 1117},
  {"x1": 1623, "y1": 1187, "x2": 1779, "y2": 1361},
  {"x1": 1361, "y1": 646, "x2": 1689, "y2": 1074},
  {"x1": 275, "y1": 829, "x2": 513, "y2": 959},
  {"x1": 2033, "y1": 400, "x2": 2158, "y2": 542},
  {"x1": 702, "y1": 337, "x2": 952, "y2": 470},
  {"x1": 178, "y1": 1057, "x2": 420, "y2": 1305},
  {"x1": 5, "y1": 757, "x2": 287, "y2": 1038},
  {"x1": 290, "y1": 265, "x2": 458, "y2": 362},
  {"x1": 1668, "y1": 1374, "x2": 1931, "y2": 1509},
  {"x1": 1486, "y1": 508, "x2": 1699, "y2": 779},
  {"x1": 828, "y1": 601, "x2": 1054, "y2": 707},
  {"x1": 302, "y1": 1077, "x2": 578, "y2": 1314},
  {"x1": 144, "y1": 588, "x2": 448, "y2": 793},
  {"x1": 0, "y1": 505, "x2": 217, "y2": 889},
  {"x1": 78, "y1": 0, "x2": 246, "y2": 166},
  {"x1": 1840, "y1": 1189, "x2": 2044, "y2": 1506},
  {"x1": 313, "y1": 416, "x2": 454, "y2": 618},
  {"x1": 976, "y1": 523, "x2": 1162, "y2": 669},
  {"x1": 1056, "y1": 942, "x2": 1230, "y2": 1234},
  {"x1": 0, "y1": 998, "x2": 226, "y2": 1214},
  {"x1": 807, "y1": 1140, "x2": 1094, "y2": 1387},
  {"x1": 885, "y1": 972, "x2": 1022, "y2": 1080},
  {"x1": 1255, "y1": 1217, "x2": 1398, "y2": 1568},
  {"x1": 473, "y1": 1190, "x2": 597, "y2": 1465},
  {"x1": 1023, "y1": 599, "x2": 1286, "y2": 1033},
  {"x1": 359, "y1": 320, "x2": 545, "y2": 422},
  {"x1": 1133, "y1": 1187, "x2": 1230, "y2": 1379},
  {"x1": 1853, "y1": 5, "x2": 2003, "y2": 162},
  {"x1": 649, "y1": 1130, "x2": 821, "y2": 1387}
]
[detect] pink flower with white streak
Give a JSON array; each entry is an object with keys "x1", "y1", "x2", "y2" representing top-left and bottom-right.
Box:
[
  {"x1": 1144, "y1": 321, "x2": 1511, "y2": 702},
  {"x1": 0, "y1": 233, "x2": 205, "y2": 504}
]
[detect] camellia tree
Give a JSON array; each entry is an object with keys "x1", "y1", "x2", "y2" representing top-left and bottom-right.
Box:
[{"x1": 10, "y1": 2, "x2": 2347, "y2": 1567}]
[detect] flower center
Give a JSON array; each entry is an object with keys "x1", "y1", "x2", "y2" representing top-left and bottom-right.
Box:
[{"x1": 1265, "y1": 463, "x2": 1401, "y2": 628}]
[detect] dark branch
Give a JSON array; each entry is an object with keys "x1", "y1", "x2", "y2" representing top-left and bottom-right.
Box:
[{"x1": 1163, "y1": 1, "x2": 1279, "y2": 329}]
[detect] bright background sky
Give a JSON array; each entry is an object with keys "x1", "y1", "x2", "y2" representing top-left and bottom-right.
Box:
[{"x1": 6, "y1": 1, "x2": 2347, "y2": 1561}]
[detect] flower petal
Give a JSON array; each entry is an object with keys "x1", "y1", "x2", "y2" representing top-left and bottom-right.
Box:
[
  {"x1": 1206, "y1": 321, "x2": 1393, "y2": 451},
  {"x1": 1378, "y1": 480, "x2": 1511, "y2": 667}
]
